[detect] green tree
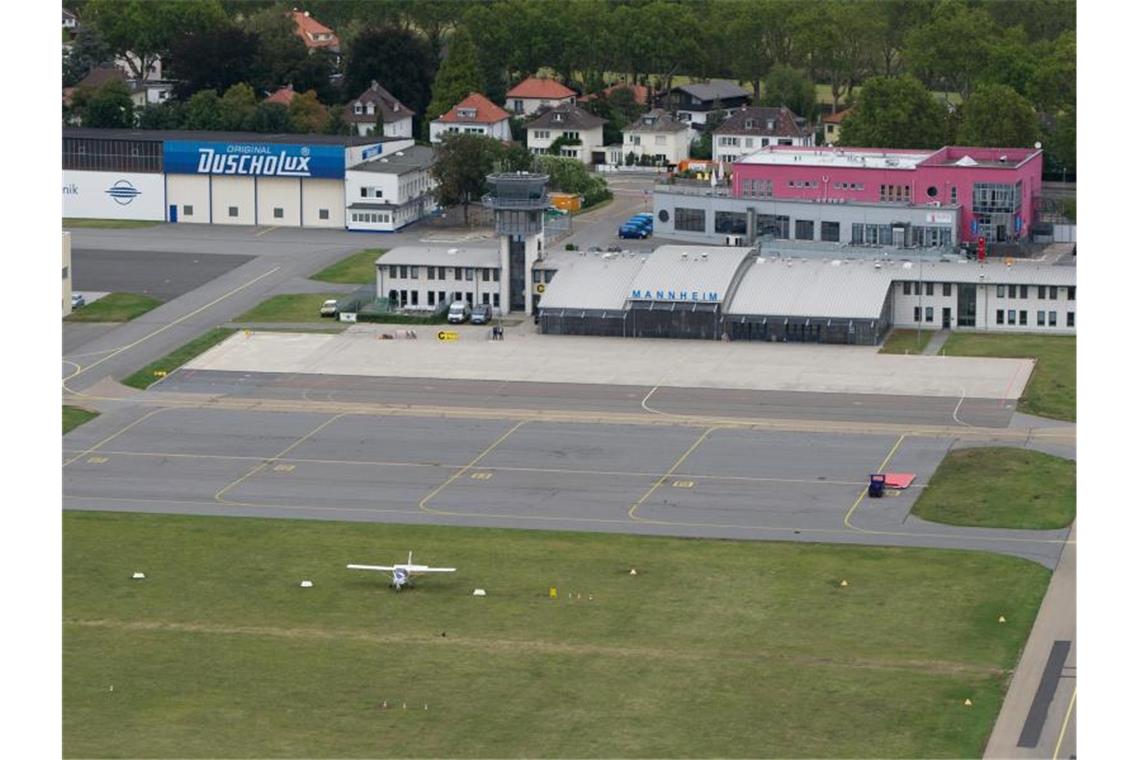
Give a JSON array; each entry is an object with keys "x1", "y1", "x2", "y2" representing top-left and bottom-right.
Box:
[
  {"x1": 250, "y1": 101, "x2": 294, "y2": 132},
  {"x1": 690, "y1": 109, "x2": 728, "y2": 160},
  {"x1": 183, "y1": 89, "x2": 224, "y2": 131},
  {"x1": 288, "y1": 90, "x2": 329, "y2": 133},
  {"x1": 85, "y1": 0, "x2": 228, "y2": 80},
  {"x1": 761, "y1": 65, "x2": 818, "y2": 122},
  {"x1": 344, "y1": 26, "x2": 438, "y2": 121},
  {"x1": 426, "y1": 28, "x2": 483, "y2": 122},
  {"x1": 72, "y1": 80, "x2": 135, "y2": 128},
  {"x1": 904, "y1": 1, "x2": 996, "y2": 99},
  {"x1": 1028, "y1": 31, "x2": 1075, "y2": 113},
  {"x1": 244, "y1": 5, "x2": 310, "y2": 94},
  {"x1": 795, "y1": 0, "x2": 875, "y2": 115},
  {"x1": 1042, "y1": 110, "x2": 1076, "y2": 179},
  {"x1": 220, "y1": 83, "x2": 256, "y2": 131},
  {"x1": 978, "y1": 27, "x2": 1039, "y2": 97},
  {"x1": 430, "y1": 134, "x2": 505, "y2": 224},
  {"x1": 168, "y1": 25, "x2": 258, "y2": 99},
  {"x1": 63, "y1": 25, "x2": 113, "y2": 86},
  {"x1": 534, "y1": 155, "x2": 610, "y2": 207},
  {"x1": 501, "y1": 141, "x2": 534, "y2": 173},
  {"x1": 838, "y1": 75, "x2": 947, "y2": 149},
  {"x1": 957, "y1": 84, "x2": 1039, "y2": 148},
  {"x1": 137, "y1": 100, "x2": 185, "y2": 130}
]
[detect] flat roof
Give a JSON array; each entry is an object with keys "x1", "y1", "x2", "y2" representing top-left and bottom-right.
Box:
[
  {"x1": 539, "y1": 250, "x2": 646, "y2": 311},
  {"x1": 350, "y1": 145, "x2": 435, "y2": 174},
  {"x1": 737, "y1": 147, "x2": 934, "y2": 170},
  {"x1": 62, "y1": 127, "x2": 393, "y2": 147},
  {"x1": 377, "y1": 245, "x2": 500, "y2": 268}
]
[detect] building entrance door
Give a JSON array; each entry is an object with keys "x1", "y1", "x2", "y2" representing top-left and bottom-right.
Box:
[{"x1": 942, "y1": 307, "x2": 952, "y2": 328}]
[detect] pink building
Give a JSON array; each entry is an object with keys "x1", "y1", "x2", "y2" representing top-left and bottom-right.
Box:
[{"x1": 731, "y1": 145, "x2": 1043, "y2": 244}]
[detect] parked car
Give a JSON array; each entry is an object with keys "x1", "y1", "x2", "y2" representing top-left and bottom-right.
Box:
[
  {"x1": 447, "y1": 301, "x2": 471, "y2": 324},
  {"x1": 319, "y1": 299, "x2": 339, "y2": 317},
  {"x1": 470, "y1": 304, "x2": 493, "y2": 325},
  {"x1": 70, "y1": 293, "x2": 85, "y2": 309},
  {"x1": 619, "y1": 224, "x2": 649, "y2": 239}
]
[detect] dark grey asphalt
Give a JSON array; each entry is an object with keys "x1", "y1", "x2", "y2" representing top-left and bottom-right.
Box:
[
  {"x1": 155, "y1": 369, "x2": 1018, "y2": 428},
  {"x1": 1018, "y1": 640, "x2": 1072, "y2": 748},
  {"x1": 72, "y1": 249, "x2": 254, "y2": 301},
  {"x1": 62, "y1": 406, "x2": 1069, "y2": 568}
]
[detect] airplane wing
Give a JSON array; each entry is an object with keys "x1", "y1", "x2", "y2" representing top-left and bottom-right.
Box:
[
  {"x1": 414, "y1": 567, "x2": 456, "y2": 573},
  {"x1": 346, "y1": 564, "x2": 396, "y2": 572}
]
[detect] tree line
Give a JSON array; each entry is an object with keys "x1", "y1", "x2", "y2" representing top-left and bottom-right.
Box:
[{"x1": 63, "y1": 0, "x2": 1075, "y2": 174}]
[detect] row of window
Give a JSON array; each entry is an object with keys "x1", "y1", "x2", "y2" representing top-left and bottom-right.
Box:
[
  {"x1": 910, "y1": 307, "x2": 1074, "y2": 327},
  {"x1": 788, "y1": 180, "x2": 819, "y2": 189},
  {"x1": 879, "y1": 184, "x2": 912, "y2": 203},
  {"x1": 63, "y1": 137, "x2": 163, "y2": 173},
  {"x1": 674, "y1": 208, "x2": 952, "y2": 248},
  {"x1": 386, "y1": 265, "x2": 502, "y2": 282},
  {"x1": 352, "y1": 211, "x2": 391, "y2": 224},
  {"x1": 995, "y1": 285, "x2": 1076, "y2": 301},
  {"x1": 627, "y1": 135, "x2": 669, "y2": 146},
  {"x1": 180, "y1": 205, "x2": 329, "y2": 220},
  {"x1": 390, "y1": 289, "x2": 501, "y2": 308},
  {"x1": 902, "y1": 281, "x2": 953, "y2": 297}
]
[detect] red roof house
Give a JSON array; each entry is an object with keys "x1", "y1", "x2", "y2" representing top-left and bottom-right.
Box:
[
  {"x1": 291, "y1": 10, "x2": 339, "y2": 52},
  {"x1": 429, "y1": 92, "x2": 512, "y2": 143},
  {"x1": 505, "y1": 77, "x2": 576, "y2": 115}
]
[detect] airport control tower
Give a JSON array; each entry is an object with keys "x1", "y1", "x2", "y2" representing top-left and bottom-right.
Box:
[{"x1": 483, "y1": 171, "x2": 548, "y2": 315}]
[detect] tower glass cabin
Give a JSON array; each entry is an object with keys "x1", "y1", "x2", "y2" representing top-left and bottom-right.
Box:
[{"x1": 483, "y1": 172, "x2": 549, "y2": 314}]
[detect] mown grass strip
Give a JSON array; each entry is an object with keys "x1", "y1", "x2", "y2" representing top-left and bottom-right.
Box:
[
  {"x1": 121, "y1": 327, "x2": 236, "y2": 390},
  {"x1": 912, "y1": 447, "x2": 1075, "y2": 530},
  {"x1": 63, "y1": 218, "x2": 163, "y2": 229},
  {"x1": 65, "y1": 293, "x2": 163, "y2": 323},
  {"x1": 311, "y1": 249, "x2": 386, "y2": 284},
  {"x1": 941, "y1": 333, "x2": 1075, "y2": 421},
  {"x1": 63, "y1": 405, "x2": 99, "y2": 434},
  {"x1": 879, "y1": 328, "x2": 936, "y2": 354}
]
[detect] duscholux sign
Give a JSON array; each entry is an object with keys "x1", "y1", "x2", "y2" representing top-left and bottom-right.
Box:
[
  {"x1": 631, "y1": 289, "x2": 720, "y2": 302},
  {"x1": 163, "y1": 140, "x2": 346, "y2": 179}
]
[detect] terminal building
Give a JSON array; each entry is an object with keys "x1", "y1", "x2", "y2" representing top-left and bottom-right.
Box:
[
  {"x1": 536, "y1": 245, "x2": 1075, "y2": 345},
  {"x1": 654, "y1": 144, "x2": 1043, "y2": 250},
  {"x1": 62, "y1": 128, "x2": 429, "y2": 229}
]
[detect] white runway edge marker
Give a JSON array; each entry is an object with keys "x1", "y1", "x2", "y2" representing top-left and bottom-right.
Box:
[
  {"x1": 131, "y1": 572, "x2": 145, "y2": 580},
  {"x1": 300, "y1": 580, "x2": 313, "y2": 588}
]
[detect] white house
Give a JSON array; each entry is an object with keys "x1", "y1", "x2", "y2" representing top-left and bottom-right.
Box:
[
  {"x1": 343, "y1": 81, "x2": 414, "y2": 139},
  {"x1": 376, "y1": 246, "x2": 506, "y2": 312},
  {"x1": 525, "y1": 103, "x2": 606, "y2": 165},
  {"x1": 712, "y1": 106, "x2": 813, "y2": 163},
  {"x1": 345, "y1": 146, "x2": 437, "y2": 232},
  {"x1": 621, "y1": 109, "x2": 690, "y2": 165},
  {"x1": 505, "y1": 77, "x2": 576, "y2": 116},
  {"x1": 429, "y1": 92, "x2": 511, "y2": 144}
]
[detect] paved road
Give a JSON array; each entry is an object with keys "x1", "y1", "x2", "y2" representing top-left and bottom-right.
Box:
[
  {"x1": 72, "y1": 248, "x2": 254, "y2": 301},
  {"x1": 155, "y1": 370, "x2": 1022, "y2": 429},
  {"x1": 61, "y1": 225, "x2": 435, "y2": 394}
]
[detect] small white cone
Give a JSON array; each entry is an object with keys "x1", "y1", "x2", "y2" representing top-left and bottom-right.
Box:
[
  {"x1": 963, "y1": 698, "x2": 973, "y2": 706},
  {"x1": 629, "y1": 568, "x2": 637, "y2": 575},
  {"x1": 402, "y1": 703, "x2": 407, "y2": 710},
  {"x1": 998, "y1": 615, "x2": 1006, "y2": 623},
  {"x1": 109, "y1": 685, "x2": 114, "y2": 692},
  {"x1": 300, "y1": 580, "x2": 313, "y2": 588},
  {"x1": 840, "y1": 579, "x2": 848, "y2": 588},
  {"x1": 131, "y1": 572, "x2": 145, "y2": 580}
]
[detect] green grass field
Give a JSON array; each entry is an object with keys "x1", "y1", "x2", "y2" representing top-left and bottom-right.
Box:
[
  {"x1": 122, "y1": 328, "x2": 236, "y2": 390},
  {"x1": 63, "y1": 512, "x2": 1051, "y2": 758},
  {"x1": 912, "y1": 447, "x2": 1075, "y2": 530},
  {"x1": 879, "y1": 328, "x2": 936, "y2": 354},
  {"x1": 311, "y1": 249, "x2": 386, "y2": 284},
  {"x1": 63, "y1": 218, "x2": 164, "y2": 229},
  {"x1": 63, "y1": 405, "x2": 99, "y2": 434},
  {"x1": 941, "y1": 333, "x2": 1075, "y2": 421},
  {"x1": 235, "y1": 294, "x2": 344, "y2": 323},
  {"x1": 65, "y1": 292, "x2": 162, "y2": 322}
]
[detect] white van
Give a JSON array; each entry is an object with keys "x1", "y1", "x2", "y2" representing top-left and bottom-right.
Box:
[{"x1": 447, "y1": 301, "x2": 471, "y2": 324}]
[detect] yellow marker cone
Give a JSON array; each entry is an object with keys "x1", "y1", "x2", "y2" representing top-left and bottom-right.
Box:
[
  {"x1": 963, "y1": 698, "x2": 973, "y2": 706},
  {"x1": 998, "y1": 615, "x2": 1007, "y2": 623},
  {"x1": 840, "y1": 579, "x2": 848, "y2": 587},
  {"x1": 549, "y1": 586, "x2": 558, "y2": 599}
]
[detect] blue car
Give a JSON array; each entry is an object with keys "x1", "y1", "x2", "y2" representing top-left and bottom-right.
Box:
[{"x1": 618, "y1": 223, "x2": 649, "y2": 239}]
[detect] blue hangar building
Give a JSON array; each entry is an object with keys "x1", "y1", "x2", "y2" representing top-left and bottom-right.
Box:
[{"x1": 62, "y1": 128, "x2": 435, "y2": 231}]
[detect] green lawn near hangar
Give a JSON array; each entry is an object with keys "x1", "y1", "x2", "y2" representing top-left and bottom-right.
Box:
[
  {"x1": 879, "y1": 328, "x2": 936, "y2": 354},
  {"x1": 235, "y1": 293, "x2": 347, "y2": 323},
  {"x1": 66, "y1": 292, "x2": 162, "y2": 322},
  {"x1": 941, "y1": 333, "x2": 1075, "y2": 421},
  {"x1": 63, "y1": 405, "x2": 99, "y2": 434},
  {"x1": 64, "y1": 512, "x2": 1050, "y2": 758},
  {"x1": 122, "y1": 328, "x2": 236, "y2": 390},
  {"x1": 311, "y1": 248, "x2": 387, "y2": 284}
]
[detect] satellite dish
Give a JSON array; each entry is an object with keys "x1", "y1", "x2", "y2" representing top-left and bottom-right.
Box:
[{"x1": 1034, "y1": 141, "x2": 1042, "y2": 149}]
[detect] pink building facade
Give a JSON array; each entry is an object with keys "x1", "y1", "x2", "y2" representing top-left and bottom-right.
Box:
[{"x1": 731, "y1": 145, "x2": 1043, "y2": 245}]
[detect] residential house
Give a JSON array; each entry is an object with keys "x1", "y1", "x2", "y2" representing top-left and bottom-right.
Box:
[
  {"x1": 822, "y1": 109, "x2": 851, "y2": 146},
  {"x1": 70, "y1": 66, "x2": 174, "y2": 112},
  {"x1": 525, "y1": 103, "x2": 607, "y2": 165},
  {"x1": 265, "y1": 85, "x2": 297, "y2": 107},
  {"x1": 581, "y1": 82, "x2": 651, "y2": 108},
  {"x1": 506, "y1": 77, "x2": 576, "y2": 116},
  {"x1": 62, "y1": 8, "x2": 78, "y2": 32},
  {"x1": 343, "y1": 81, "x2": 414, "y2": 138},
  {"x1": 429, "y1": 92, "x2": 511, "y2": 143},
  {"x1": 115, "y1": 53, "x2": 162, "y2": 82},
  {"x1": 668, "y1": 79, "x2": 750, "y2": 131},
  {"x1": 712, "y1": 106, "x2": 813, "y2": 163},
  {"x1": 345, "y1": 146, "x2": 438, "y2": 232},
  {"x1": 291, "y1": 10, "x2": 340, "y2": 53},
  {"x1": 621, "y1": 108, "x2": 689, "y2": 165}
]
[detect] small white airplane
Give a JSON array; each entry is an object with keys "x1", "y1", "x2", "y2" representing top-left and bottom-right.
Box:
[{"x1": 346, "y1": 551, "x2": 456, "y2": 591}]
